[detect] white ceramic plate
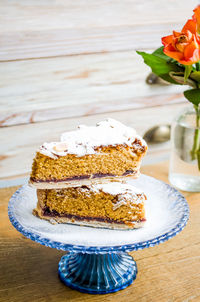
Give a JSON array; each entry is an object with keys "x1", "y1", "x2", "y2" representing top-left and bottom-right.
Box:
[{"x1": 8, "y1": 174, "x2": 189, "y2": 252}]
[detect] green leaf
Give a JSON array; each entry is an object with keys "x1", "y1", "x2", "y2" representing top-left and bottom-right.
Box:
[
  {"x1": 184, "y1": 89, "x2": 200, "y2": 106},
  {"x1": 152, "y1": 46, "x2": 169, "y2": 60},
  {"x1": 184, "y1": 65, "x2": 192, "y2": 82},
  {"x1": 195, "y1": 62, "x2": 200, "y2": 71},
  {"x1": 190, "y1": 71, "x2": 200, "y2": 83},
  {"x1": 169, "y1": 72, "x2": 196, "y2": 87},
  {"x1": 152, "y1": 47, "x2": 182, "y2": 66},
  {"x1": 157, "y1": 73, "x2": 182, "y2": 84},
  {"x1": 137, "y1": 50, "x2": 183, "y2": 84}
]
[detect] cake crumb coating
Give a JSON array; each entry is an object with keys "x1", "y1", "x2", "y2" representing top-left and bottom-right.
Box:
[
  {"x1": 34, "y1": 183, "x2": 146, "y2": 229},
  {"x1": 31, "y1": 141, "x2": 146, "y2": 182}
]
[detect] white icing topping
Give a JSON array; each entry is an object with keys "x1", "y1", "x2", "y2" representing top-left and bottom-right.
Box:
[
  {"x1": 38, "y1": 118, "x2": 147, "y2": 158},
  {"x1": 87, "y1": 182, "x2": 145, "y2": 209},
  {"x1": 91, "y1": 182, "x2": 143, "y2": 195}
]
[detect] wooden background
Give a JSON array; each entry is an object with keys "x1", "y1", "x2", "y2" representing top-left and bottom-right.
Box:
[{"x1": 0, "y1": 0, "x2": 198, "y2": 180}]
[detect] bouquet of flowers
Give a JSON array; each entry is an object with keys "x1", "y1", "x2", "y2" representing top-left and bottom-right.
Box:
[{"x1": 137, "y1": 5, "x2": 200, "y2": 169}]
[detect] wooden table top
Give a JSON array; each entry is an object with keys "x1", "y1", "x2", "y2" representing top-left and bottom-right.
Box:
[{"x1": 0, "y1": 162, "x2": 199, "y2": 302}]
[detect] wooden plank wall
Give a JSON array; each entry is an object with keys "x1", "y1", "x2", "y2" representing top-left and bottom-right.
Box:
[{"x1": 0, "y1": 0, "x2": 197, "y2": 179}]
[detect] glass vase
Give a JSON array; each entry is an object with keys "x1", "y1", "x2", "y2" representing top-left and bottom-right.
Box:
[{"x1": 169, "y1": 105, "x2": 200, "y2": 192}]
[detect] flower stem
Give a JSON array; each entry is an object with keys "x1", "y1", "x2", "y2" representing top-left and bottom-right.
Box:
[{"x1": 190, "y1": 105, "x2": 200, "y2": 170}]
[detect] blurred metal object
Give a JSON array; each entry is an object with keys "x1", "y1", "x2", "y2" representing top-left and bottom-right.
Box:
[
  {"x1": 146, "y1": 73, "x2": 170, "y2": 85},
  {"x1": 143, "y1": 125, "x2": 171, "y2": 144}
]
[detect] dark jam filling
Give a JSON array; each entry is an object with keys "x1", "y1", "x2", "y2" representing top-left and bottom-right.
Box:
[
  {"x1": 31, "y1": 170, "x2": 137, "y2": 183},
  {"x1": 42, "y1": 206, "x2": 146, "y2": 225}
]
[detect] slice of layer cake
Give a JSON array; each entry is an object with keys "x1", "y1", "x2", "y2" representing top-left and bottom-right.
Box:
[
  {"x1": 33, "y1": 182, "x2": 146, "y2": 229},
  {"x1": 30, "y1": 119, "x2": 147, "y2": 188}
]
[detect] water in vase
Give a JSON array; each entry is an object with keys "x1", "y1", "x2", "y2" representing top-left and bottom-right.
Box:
[{"x1": 169, "y1": 107, "x2": 200, "y2": 192}]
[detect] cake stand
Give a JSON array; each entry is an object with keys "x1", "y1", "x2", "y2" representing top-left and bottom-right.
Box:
[{"x1": 8, "y1": 175, "x2": 189, "y2": 294}]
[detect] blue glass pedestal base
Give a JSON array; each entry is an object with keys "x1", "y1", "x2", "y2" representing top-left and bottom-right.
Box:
[{"x1": 58, "y1": 252, "x2": 137, "y2": 294}]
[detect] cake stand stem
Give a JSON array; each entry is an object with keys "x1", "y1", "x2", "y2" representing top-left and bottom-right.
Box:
[{"x1": 58, "y1": 252, "x2": 137, "y2": 294}]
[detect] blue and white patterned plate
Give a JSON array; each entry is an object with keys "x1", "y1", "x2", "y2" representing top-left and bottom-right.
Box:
[{"x1": 8, "y1": 174, "x2": 189, "y2": 254}]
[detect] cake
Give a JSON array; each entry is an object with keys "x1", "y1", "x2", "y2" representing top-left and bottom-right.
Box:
[
  {"x1": 31, "y1": 118, "x2": 147, "y2": 230},
  {"x1": 30, "y1": 119, "x2": 147, "y2": 189},
  {"x1": 34, "y1": 182, "x2": 147, "y2": 229}
]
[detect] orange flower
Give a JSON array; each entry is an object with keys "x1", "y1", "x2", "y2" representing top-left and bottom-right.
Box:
[
  {"x1": 161, "y1": 19, "x2": 200, "y2": 65},
  {"x1": 193, "y1": 5, "x2": 200, "y2": 33}
]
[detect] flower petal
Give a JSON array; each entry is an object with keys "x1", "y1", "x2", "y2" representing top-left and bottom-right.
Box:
[
  {"x1": 182, "y1": 19, "x2": 197, "y2": 34},
  {"x1": 161, "y1": 35, "x2": 173, "y2": 46},
  {"x1": 184, "y1": 41, "x2": 200, "y2": 63},
  {"x1": 161, "y1": 16, "x2": 200, "y2": 65},
  {"x1": 163, "y1": 45, "x2": 184, "y2": 61}
]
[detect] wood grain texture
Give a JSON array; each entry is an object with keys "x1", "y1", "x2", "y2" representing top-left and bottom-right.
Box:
[
  {"x1": 0, "y1": 23, "x2": 187, "y2": 61},
  {"x1": 0, "y1": 51, "x2": 186, "y2": 127},
  {"x1": 0, "y1": 103, "x2": 188, "y2": 179},
  {"x1": 0, "y1": 162, "x2": 199, "y2": 302},
  {"x1": 0, "y1": 0, "x2": 198, "y2": 60},
  {"x1": 0, "y1": 0, "x2": 194, "y2": 128}
]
